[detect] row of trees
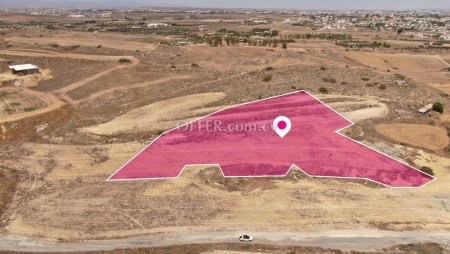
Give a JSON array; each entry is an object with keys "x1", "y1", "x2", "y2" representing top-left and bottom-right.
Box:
[
  {"x1": 335, "y1": 40, "x2": 391, "y2": 49},
  {"x1": 294, "y1": 33, "x2": 352, "y2": 41},
  {"x1": 186, "y1": 31, "x2": 354, "y2": 48},
  {"x1": 216, "y1": 28, "x2": 279, "y2": 38},
  {"x1": 205, "y1": 35, "x2": 288, "y2": 48}
]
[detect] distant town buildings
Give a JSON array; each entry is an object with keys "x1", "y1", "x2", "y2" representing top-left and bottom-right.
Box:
[{"x1": 0, "y1": 8, "x2": 449, "y2": 42}]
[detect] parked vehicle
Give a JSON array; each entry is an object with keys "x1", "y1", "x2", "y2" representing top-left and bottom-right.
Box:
[{"x1": 239, "y1": 234, "x2": 253, "y2": 242}]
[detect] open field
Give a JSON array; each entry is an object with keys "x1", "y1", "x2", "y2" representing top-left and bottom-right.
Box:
[
  {"x1": 375, "y1": 123, "x2": 449, "y2": 151},
  {"x1": 344, "y1": 51, "x2": 450, "y2": 94},
  {"x1": 0, "y1": 11, "x2": 449, "y2": 253},
  {"x1": 4, "y1": 31, "x2": 159, "y2": 52}
]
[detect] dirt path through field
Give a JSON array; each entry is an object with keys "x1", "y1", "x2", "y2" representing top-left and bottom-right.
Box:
[
  {"x1": 0, "y1": 49, "x2": 139, "y2": 103},
  {"x1": 317, "y1": 94, "x2": 389, "y2": 122},
  {"x1": 0, "y1": 49, "x2": 140, "y2": 121}
]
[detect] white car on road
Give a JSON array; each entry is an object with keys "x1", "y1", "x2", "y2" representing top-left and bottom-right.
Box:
[{"x1": 239, "y1": 234, "x2": 253, "y2": 242}]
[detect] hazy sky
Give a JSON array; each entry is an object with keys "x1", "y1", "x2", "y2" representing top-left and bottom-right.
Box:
[{"x1": 1, "y1": 0, "x2": 449, "y2": 9}]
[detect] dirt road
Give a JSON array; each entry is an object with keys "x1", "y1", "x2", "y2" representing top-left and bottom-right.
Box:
[{"x1": 0, "y1": 230, "x2": 449, "y2": 252}]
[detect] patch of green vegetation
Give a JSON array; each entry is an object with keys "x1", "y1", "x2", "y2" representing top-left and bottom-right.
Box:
[
  {"x1": 419, "y1": 166, "x2": 435, "y2": 176},
  {"x1": 191, "y1": 63, "x2": 199, "y2": 67},
  {"x1": 24, "y1": 107, "x2": 36, "y2": 112},
  {"x1": 361, "y1": 77, "x2": 370, "y2": 81},
  {"x1": 322, "y1": 77, "x2": 336, "y2": 83},
  {"x1": 156, "y1": 130, "x2": 164, "y2": 136},
  {"x1": 340, "y1": 81, "x2": 347, "y2": 85},
  {"x1": 265, "y1": 66, "x2": 274, "y2": 71},
  {"x1": 319, "y1": 87, "x2": 329, "y2": 94},
  {"x1": 4, "y1": 107, "x2": 12, "y2": 114},
  {"x1": 7, "y1": 168, "x2": 17, "y2": 174},
  {"x1": 262, "y1": 75, "x2": 272, "y2": 82},
  {"x1": 9, "y1": 102, "x2": 20, "y2": 106},
  {"x1": 291, "y1": 85, "x2": 296, "y2": 90},
  {"x1": 432, "y1": 102, "x2": 444, "y2": 114},
  {"x1": 320, "y1": 66, "x2": 327, "y2": 71}
]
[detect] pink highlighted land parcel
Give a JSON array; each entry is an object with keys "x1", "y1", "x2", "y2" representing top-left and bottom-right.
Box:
[{"x1": 109, "y1": 91, "x2": 435, "y2": 188}]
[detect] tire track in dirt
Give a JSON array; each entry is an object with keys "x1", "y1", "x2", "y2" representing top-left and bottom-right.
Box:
[
  {"x1": 77, "y1": 75, "x2": 192, "y2": 104},
  {"x1": 0, "y1": 87, "x2": 65, "y2": 124}
]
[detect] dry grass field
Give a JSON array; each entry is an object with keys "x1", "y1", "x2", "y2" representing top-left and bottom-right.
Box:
[
  {"x1": 375, "y1": 123, "x2": 449, "y2": 151},
  {"x1": 0, "y1": 12, "x2": 449, "y2": 253}
]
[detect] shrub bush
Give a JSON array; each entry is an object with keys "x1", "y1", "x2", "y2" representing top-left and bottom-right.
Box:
[
  {"x1": 262, "y1": 75, "x2": 272, "y2": 82},
  {"x1": 419, "y1": 166, "x2": 435, "y2": 176},
  {"x1": 319, "y1": 87, "x2": 329, "y2": 94},
  {"x1": 118, "y1": 58, "x2": 130, "y2": 63},
  {"x1": 378, "y1": 84, "x2": 387, "y2": 90},
  {"x1": 322, "y1": 77, "x2": 336, "y2": 83}
]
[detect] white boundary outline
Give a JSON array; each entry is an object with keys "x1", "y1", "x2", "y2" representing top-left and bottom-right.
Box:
[{"x1": 106, "y1": 90, "x2": 437, "y2": 188}]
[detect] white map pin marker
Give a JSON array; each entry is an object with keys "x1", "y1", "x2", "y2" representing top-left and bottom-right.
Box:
[{"x1": 273, "y1": 116, "x2": 291, "y2": 138}]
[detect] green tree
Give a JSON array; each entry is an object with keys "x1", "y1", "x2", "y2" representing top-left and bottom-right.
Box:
[{"x1": 432, "y1": 102, "x2": 444, "y2": 114}]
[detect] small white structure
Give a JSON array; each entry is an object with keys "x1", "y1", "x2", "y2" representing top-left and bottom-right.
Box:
[
  {"x1": 8, "y1": 64, "x2": 40, "y2": 75},
  {"x1": 417, "y1": 104, "x2": 433, "y2": 114},
  {"x1": 147, "y1": 23, "x2": 170, "y2": 28}
]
